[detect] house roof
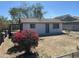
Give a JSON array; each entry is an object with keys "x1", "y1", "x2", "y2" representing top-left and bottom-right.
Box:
[
  {"x1": 63, "y1": 20, "x2": 79, "y2": 23},
  {"x1": 21, "y1": 18, "x2": 63, "y2": 23}
]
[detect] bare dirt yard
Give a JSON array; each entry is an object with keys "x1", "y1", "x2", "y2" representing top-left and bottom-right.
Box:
[{"x1": 0, "y1": 31, "x2": 79, "y2": 58}]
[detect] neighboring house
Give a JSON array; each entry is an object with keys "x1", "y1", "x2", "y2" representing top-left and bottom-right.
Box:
[
  {"x1": 20, "y1": 18, "x2": 63, "y2": 35},
  {"x1": 62, "y1": 21, "x2": 79, "y2": 31}
]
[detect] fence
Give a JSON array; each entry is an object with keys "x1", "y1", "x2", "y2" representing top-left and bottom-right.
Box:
[{"x1": 62, "y1": 22, "x2": 79, "y2": 31}]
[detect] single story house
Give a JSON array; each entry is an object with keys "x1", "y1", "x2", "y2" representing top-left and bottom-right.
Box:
[{"x1": 10, "y1": 18, "x2": 63, "y2": 35}]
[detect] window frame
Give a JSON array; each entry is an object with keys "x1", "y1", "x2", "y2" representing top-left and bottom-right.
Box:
[
  {"x1": 30, "y1": 24, "x2": 35, "y2": 28},
  {"x1": 53, "y1": 23, "x2": 59, "y2": 29}
]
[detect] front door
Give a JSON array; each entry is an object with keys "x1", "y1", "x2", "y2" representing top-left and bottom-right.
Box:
[{"x1": 45, "y1": 24, "x2": 49, "y2": 33}]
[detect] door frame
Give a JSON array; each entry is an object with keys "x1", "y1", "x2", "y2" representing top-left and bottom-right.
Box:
[{"x1": 45, "y1": 23, "x2": 49, "y2": 33}]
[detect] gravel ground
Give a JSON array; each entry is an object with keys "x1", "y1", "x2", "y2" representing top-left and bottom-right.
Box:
[
  {"x1": 36, "y1": 31, "x2": 79, "y2": 58},
  {"x1": 0, "y1": 31, "x2": 79, "y2": 58}
]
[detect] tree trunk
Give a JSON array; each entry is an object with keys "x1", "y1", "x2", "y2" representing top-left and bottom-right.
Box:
[{"x1": 19, "y1": 18, "x2": 22, "y2": 31}]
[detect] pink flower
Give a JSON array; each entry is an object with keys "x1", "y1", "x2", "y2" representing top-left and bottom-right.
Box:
[{"x1": 12, "y1": 29, "x2": 39, "y2": 47}]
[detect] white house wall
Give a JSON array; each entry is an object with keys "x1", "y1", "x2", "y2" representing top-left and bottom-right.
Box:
[
  {"x1": 23, "y1": 24, "x2": 30, "y2": 30},
  {"x1": 35, "y1": 24, "x2": 45, "y2": 34},
  {"x1": 23, "y1": 23, "x2": 62, "y2": 35},
  {"x1": 23, "y1": 23, "x2": 45, "y2": 35},
  {"x1": 49, "y1": 23, "x2": 62, "y2": 34}
]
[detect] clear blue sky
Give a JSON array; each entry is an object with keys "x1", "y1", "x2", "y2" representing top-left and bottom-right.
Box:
[{"x1": 0, "y1": 1, "x2": 79, "y2": 19}]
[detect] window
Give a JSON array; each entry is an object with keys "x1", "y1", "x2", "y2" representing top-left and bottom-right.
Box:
[
  {"x1": 30, "y1": 24, "x2": 35, "y2": 28},
  {"x1": 53, "y1": 23, "x2": 59, "y2": 29}
]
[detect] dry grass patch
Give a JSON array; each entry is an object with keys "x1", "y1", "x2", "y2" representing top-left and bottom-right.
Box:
[
  {"x1": 36, "y1": 33, "x2": 79, "y2": 57},
  {"x1": 0, "y1": 31, "x2": 79, "y2": 58}
]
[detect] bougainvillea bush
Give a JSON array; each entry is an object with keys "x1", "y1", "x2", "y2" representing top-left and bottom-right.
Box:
[{"x1": 12, "y1": 29, "x2": 39, "y2": 52}]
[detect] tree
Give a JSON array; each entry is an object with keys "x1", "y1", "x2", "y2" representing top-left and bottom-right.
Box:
[
  {"x1": 32, "y1": 3, "x2": 45, "y2": 19},
  {"x1": 9, "y1": 2, "x2": 46, "y2": 22},
  {"x1": 20, "y1": 2, "x2": 46, "y2": 19},
  {"x1": 9, "y1": 8, "x2": 23, "y2": 23},
  {"x1": 21, "y1": 3, "x2": 30, "y2": 18},
  {"x1": 0, "y1": 16, "x2": 11, "y2": 30},
  {"x1": 9, "y1": 8, "x2": 18, "y2": 23}
]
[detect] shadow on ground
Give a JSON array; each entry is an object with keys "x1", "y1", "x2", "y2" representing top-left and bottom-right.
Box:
[
  {"x1": 7, "y1": 46, "x2": 22, "y2": 54},
  {"x1": 39, "y1": 32, "x2": 65, "y2": 37},
  {"x1": 16, "y1": 52, "x2": 39, "y2": 58},
  {"x1": 7, "y1": 46, "x2": 39, "y2": 58}
]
